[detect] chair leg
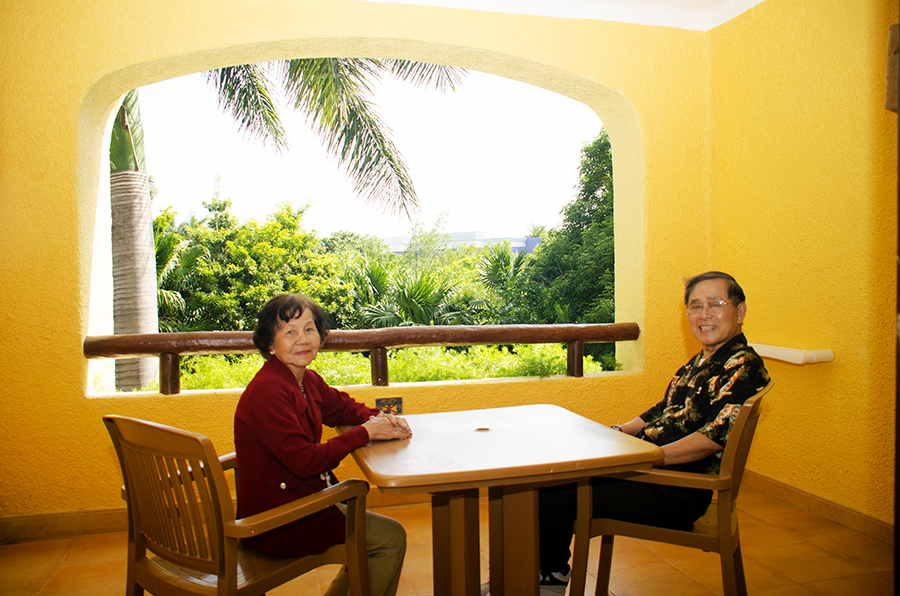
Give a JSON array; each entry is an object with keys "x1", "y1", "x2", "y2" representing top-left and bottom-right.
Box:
[
  {"x1": 594, "y1": 535, "x2": 615, "y2": 596},
  {"x1": 568, "y1": 480, "x2": 593, "y2": 596},
  {"x1": 720, "y1": 541, "x2": 748, "y2": 596}
]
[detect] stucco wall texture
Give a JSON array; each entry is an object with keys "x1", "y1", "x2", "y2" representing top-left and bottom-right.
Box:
[{"x1": 0, "y1": 0, "x2": 895, "y2": 529}]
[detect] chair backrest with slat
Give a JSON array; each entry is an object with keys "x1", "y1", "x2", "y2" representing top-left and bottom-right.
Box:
[
  {"x1": 717, "y1": 380, "x2": 772, "y2": 507},
  {"x1": 104, "y1": 415, "x2": 233, "y2": 576}
]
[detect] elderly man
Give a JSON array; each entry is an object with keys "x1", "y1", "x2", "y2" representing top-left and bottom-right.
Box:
[{"x1": 482, "y1": 271, "x2": 770, "y2": 596}]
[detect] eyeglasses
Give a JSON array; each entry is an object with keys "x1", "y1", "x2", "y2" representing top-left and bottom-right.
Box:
[{"x1": 686, "y1": 300, "x2": 732, "y2": 315}]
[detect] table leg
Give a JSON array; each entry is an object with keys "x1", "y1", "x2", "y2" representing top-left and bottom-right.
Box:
[
  {"x1": 488, "y1": 485, "x2": 539, "y2": 596},
  {"x1": 431, "y1": 490, "x2": 480, "y2": 596}
]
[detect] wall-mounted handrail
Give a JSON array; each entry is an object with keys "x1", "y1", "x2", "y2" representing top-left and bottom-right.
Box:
[
  {"x1": 749, "y1": 343, "x2": 835, "y2": 365},
  {"x1": 84, "y1": 323, "x2": 640, "y2": 394}
]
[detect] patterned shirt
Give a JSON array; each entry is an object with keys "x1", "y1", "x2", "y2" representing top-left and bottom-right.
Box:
[{"x1": 637, "y1": 333, "x2": 770, "y2": 475}]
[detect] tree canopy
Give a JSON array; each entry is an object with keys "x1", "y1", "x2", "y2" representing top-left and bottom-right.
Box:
[{"x1": 154, "y1": 126, "x2": 616, "y2": 365}]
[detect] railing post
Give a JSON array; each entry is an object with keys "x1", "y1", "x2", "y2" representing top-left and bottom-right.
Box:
[
  {"x1": 567, "y1": 340, "x2": 584, "y2": 377},
  {"x1": 159, "y1": 353, "x2": 181, "y2": 395},
  {"x1": 371, "y1": 347, "x2": 389, "y2": 386}
]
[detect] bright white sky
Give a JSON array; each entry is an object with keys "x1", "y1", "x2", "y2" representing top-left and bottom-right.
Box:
[{"x1": 138, "y1": 69, "x2": 603, "y2": 240}]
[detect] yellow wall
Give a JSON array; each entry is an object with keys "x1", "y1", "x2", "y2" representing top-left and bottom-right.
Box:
[{"x1": 0, "y1": 0, "x2": 895, "y2": 531}]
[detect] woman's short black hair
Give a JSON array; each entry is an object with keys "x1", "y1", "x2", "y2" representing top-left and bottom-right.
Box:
[
  {"x1": 252, "y1": 293, "x2": 331, "y2": 359},
  {"x1": 683, "y1": 271, "x2": 746, "y2": 305}
]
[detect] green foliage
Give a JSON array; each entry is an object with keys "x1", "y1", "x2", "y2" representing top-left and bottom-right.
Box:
[
  {"x1": 160, "y1": 344, "x2": 606, "y2": 391},
  {"x1": 321, "y1": 231, "x2": 392, "y2": 260},
  {"x1": 156, "y1": 194, "x2": 352, "y2": 331},
  {"x1": 148, "y1": 126, "x2": 619, "y2": 375},
  {"x1": 333, "y1": 217, "x2": 491, "y2": 329},
  {"x1": 309, "y1": 352, "x2": 374, "y2": 386},
  {"x1": 155, "y1": 208, "x2": 209, "y2": 332},
  {"x1": 109, "y1": 89, "x2": 146, "y2": 172},
  {"x1": 503, "y1": 127, "x2": 617, "y2": 369},
  {"x1": 476, "y1": 241, "x2": 533, "y2": 324}
]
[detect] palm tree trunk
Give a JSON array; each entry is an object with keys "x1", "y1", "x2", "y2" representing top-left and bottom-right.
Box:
[{"x1": 111, "y1": 169, "x2": 158, "y2": 390}]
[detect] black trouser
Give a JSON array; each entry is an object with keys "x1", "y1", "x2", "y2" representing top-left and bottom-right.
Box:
[{"x1": 538, "y1": 477, "x2": 713, "y2": 572}]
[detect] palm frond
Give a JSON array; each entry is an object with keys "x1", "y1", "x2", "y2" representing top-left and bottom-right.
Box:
[
  {"x1": 281, "y1": 58, "x2": 419, "y2": 217},
  {"x1": 385, "y1": 60, "x2": 466, "y2": 92},
  {"x1": 205, "y1": 64, "x2": 288, "y2": 152},
  {"x1": 361, "y1": 301, "x2": 404, "y2": 328},
  {"x1": 155, "y1": 230, "x2": 180, "y2": 283},
  {"x1": 158, "y1": 288, "x2": 186, "y2": 312},
  {"x1": 171, "y1": 245, "x2": 207, "y2": 281}
]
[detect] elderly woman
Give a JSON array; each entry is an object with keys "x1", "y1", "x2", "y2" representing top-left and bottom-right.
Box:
[{"x1": 234, "y1": 293, "x2": 411, "y2": 596}]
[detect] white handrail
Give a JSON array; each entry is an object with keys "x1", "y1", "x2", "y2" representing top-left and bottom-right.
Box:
[{"x1": 749, "y1": 344, "x2": 834, "y2": 365}]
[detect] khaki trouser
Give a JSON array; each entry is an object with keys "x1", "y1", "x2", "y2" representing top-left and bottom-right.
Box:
[{"x1": 324, "y1": 506, "x2": 407, "y2": 596}]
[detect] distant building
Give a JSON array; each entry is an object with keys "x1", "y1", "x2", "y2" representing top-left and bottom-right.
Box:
[{"x1": 383, "y1": 231, "x2": 541, "y2": 254}]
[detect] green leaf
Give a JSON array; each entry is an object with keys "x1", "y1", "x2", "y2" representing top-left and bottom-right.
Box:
[{"x1": 109, "y1": 89, "x2": 146, "y2": 171}]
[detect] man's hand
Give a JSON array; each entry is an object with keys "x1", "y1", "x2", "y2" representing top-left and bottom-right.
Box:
[{"x1": 655, "y1": 432, "x2": 722, "y2": 467}]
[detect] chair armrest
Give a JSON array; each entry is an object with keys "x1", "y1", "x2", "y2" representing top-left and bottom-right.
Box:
[
  {"x1": 219, "y1": 451, "x2": 237, "y2": 471},
  {"x1": 607, "y1": 468, "x2": 733, "y2": 491},
  {"x1": 225, "y1": 478, "x2": 369, "y2": 539}
]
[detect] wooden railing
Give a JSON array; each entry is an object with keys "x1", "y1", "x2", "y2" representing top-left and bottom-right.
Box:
[{"x1": 83, "y1": 323, "x2": 640, "y2": 394}]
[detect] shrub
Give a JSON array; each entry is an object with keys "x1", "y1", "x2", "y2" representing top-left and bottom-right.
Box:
[{"x1": 141, "y1": 344, "x2": 608, "y2": 391}]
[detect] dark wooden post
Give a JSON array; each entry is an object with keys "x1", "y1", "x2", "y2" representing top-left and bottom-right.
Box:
[
  {"x1": 371, "y1": 347, "x2": 389, "y2": 386},
  {"x1": 159, "y1": 353, "x2": 180, "y2": 395},
  {"x1": 567, "y1": 340, "x2": 584, "y2": 377}
]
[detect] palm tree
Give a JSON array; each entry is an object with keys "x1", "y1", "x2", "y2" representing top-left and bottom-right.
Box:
[
  {"x1": 155, "y1": 220, "x2": 208, "y2": 333},
  {"x1": 205, "y1": 59, "x2": 465, "y2": 216},
  {"x1": 110, "y1": 58, "x2": 465, "y2": 390},
  {"x1": 110, "y1": 89, "x2": 159, "y2": 390},
  {"x1": 477, "y1": 242, "x2": 533, "y2": 324},
  {"x1": 354, "y1": 266, "x2": 485, "y2": 328}
]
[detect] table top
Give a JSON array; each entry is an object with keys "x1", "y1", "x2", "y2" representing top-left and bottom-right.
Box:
[{"x1": 344, "y1": 404, "x2": 663, "y2": 493}]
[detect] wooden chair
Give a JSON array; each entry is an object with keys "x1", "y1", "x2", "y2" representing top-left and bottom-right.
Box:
[
  {"x1": 103, "y1": 415, "x2": 371, "y2": 596},
  {"x1": 568, "y1": 380, "x2": 773, "y2": 596}
]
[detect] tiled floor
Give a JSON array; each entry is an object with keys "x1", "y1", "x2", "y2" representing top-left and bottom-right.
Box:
[{"x1": 0, "y1": 485, "x2": 893, "y2": 596}]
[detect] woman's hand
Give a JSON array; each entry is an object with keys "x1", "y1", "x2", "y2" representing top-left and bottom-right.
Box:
[{"x1": 362, "y1": 411, "x2": 413, "y2": 441}]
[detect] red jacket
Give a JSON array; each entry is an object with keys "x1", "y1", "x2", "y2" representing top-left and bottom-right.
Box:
[{"x1": 234, "y1": 359, "x2": 377, "y2": 556}]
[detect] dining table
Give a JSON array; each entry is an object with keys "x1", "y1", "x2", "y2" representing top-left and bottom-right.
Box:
[{"x1": 340, "y1": 404, "x2": 663, "y2": 596}]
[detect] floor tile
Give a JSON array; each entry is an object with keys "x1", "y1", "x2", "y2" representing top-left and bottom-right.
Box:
[
  {"x1": 670, "y1": 552, "x2": 795, "y2": 596},
  {"x1": 0, "y1": 563, "x2": 54, "y2": 596},
  {"x1": 0, "y1": 538, "x2": 73, "y2": 570},
  {"x1": 588, "y1": 535, "x2": 665, "y2": 572},
  {"x1": 750, "y1": 586, "x2": 818, "y2": 596},
  {"x1": 405, "y1": 530, "x2": 435, "y2": 561},
  {"x1": 812, "y1": 534, "x2": 893, "y2": 573},
  {"x1": 635, "y1": 538, "x2": 707, "y2": 563},
  {"x1": 736, "y1": 516, "x2": 806, "y2": 550},
  {"x1": 801, "y1": 573, "x2": 894, "y2": 596},
  {"x1": 607, "y1": 561, "x2": 716, "y2": 596},
  {"x1": 394, "y1": 571, "x2": 418, "y2": 596},
  {"x1": 401, "y1": 556, "x2": 435, "y2": 596},
  {"x1": 737, "y1": 491, "x2": 806, "y2": 519},
  {"x1": 760, "y1": 512, "x2": 860, "y2": 543},
  {"x1": 743, "y1": 542, "x2": 869, "y2": 585},
  {"x1": 61, "y1": 533, "x2": 127, "y2": 565},
  {"x1": 380, "y1": 504, "x2": 433, "y2": 534},
  {"x1": 39, "y1": 560, "x2": 126, "y2": 596}
]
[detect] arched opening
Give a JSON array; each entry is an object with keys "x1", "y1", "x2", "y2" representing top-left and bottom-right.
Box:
[{"x1": 80, "y1": 38, "x2": 645, "y2": 391}]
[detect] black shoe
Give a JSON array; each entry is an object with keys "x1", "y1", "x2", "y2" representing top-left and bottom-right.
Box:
[{"x1": 539, "y1": 565, "x2": 570, "y2": 595}]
